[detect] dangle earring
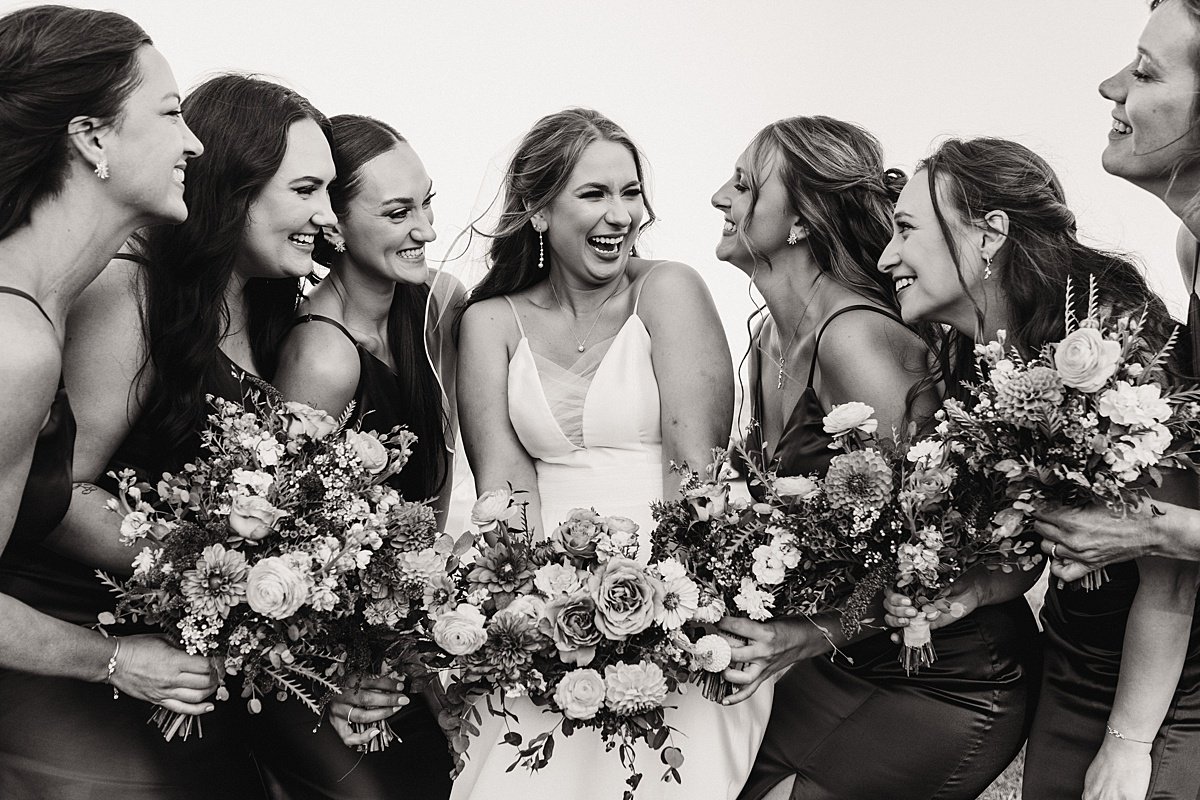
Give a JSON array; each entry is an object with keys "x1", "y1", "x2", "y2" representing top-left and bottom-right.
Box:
[
  {"x1": 981, "y1": 235, "x2": 992, "y2": 280},
  {"x1": 537, "y1": 230, "x2": 545, "y2": 269},
  {"x1": 94, "y1": 158, "x2": 110, "y2": 181}
]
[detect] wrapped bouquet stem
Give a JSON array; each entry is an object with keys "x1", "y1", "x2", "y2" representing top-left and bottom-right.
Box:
[{"x1": 899, "y1": 612, "x2": 935, "y2": 675}]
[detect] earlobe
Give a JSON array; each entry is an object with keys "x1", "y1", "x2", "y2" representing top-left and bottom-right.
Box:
[
  {"x1": 66, "y1": 115, "x2": 109, "y2": 176},
  {"x1": 530, "y1": 213, "x2": 547, "y2": 233},
  {"x1": 980, "y1": 210, "x2": 1009, "y2": 260}
]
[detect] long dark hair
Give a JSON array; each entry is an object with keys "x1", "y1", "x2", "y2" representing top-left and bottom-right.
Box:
[
  {"x1": 463, "y1": 108, "x2": 656, "y2": 310},
  {"x1": 0, "y1": 5, "x2": 150, "y2": 241},
  {"x1": 739, "y1": 115, "x2": 905, "y2": 307},
  {"x1": 137, "y1": 74, "x2": 331, "y2": 449},
  {"x1": 317, "y1": 114, "x2": 449, "y2": 497},
  {"x1": 922, "y1": 137, "x2": 1176, "y2": 394}
]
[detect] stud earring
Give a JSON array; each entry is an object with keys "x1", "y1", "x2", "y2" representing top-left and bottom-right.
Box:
[
  {"x1": 94, "y1": 159, "x2": 110, "y2": 180},
  {"x1": 786, "y1": 231, "x2": 799, "y2": 246},
  {"x1": 322, "y1": 228, "x2": 346, "y2": 253},
  {"x1": 537, "y1": 230, "x2": 545, "y2": 269}
]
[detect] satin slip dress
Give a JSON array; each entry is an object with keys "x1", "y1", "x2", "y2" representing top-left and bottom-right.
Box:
[
  {"x1": 450, "y1": 265, "x2": 773, "y2": 800},
  {"x1": 738, "y1": 305, "x2": 1040, "y2": 800}
]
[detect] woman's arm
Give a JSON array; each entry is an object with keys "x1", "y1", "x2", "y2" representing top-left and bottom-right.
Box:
[
  {"x1": 1083, "y1": 556, "x2": 1200, "y2": 800},
  {"x1": 41, "y1": 258, "x2": 152, "y2": 572},
  {"x1": 637, "y1": 262, "x2": 734, "y2": 495},
  {"x1": 273, "y1": 322, "x2": 361, "y2": 420},
  {"x1": 457, "y1": 299, "x2": 541, "y2": 533}
]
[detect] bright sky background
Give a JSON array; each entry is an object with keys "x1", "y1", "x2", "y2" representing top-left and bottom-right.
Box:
[{"x1": 5, "y1": 0, "x2": 1182, "y2": 523}]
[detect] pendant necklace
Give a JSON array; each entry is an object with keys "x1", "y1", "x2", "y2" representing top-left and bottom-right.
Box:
[
  {"x1": 775, "y1": 273, "x2": 824, "y2": 390},
  {"x1": 549, "y1": 277, "x2": 625, "y2": 352}
]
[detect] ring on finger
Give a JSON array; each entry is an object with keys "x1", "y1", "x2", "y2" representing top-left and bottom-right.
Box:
[{"x1": 1050, "y1": 542, "x2": 1059, "y2": 559}]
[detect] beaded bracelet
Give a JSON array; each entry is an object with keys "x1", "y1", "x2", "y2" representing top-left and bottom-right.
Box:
[
  {"x1": 105, "y1": 638, "x2": 121, "y2": 700},
  {"x1": 1105, "y1": 722, "x2": 1153, "y2": 745}
]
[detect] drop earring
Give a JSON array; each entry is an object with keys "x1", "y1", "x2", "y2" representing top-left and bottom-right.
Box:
[
  {"x1": 981, "y1": 235, "x2": 992, "y2": 280},
  {"x1": 537, "y1": 230, "x2": 545, "y2": 269},
  {"x1": 94, "y1": 159, "x2": 110, "y2": 180}
]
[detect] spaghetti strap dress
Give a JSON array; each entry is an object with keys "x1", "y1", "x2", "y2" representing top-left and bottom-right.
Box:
[
  {"x1": 1022, "y1": 253, "x2": 1200, "y2": 798},
  {"x1": 0, "y1": 325, "x2": 264, "y2": 798},
  {"x1": 264, "y1": 310, "x2": 453, "y2": 800},
  {"x1": 738, "y1": 305, "x2": 1040, "y2": 800},
  {"x1": 450, "y1": 265, "x2": 773, "y2": 800}
]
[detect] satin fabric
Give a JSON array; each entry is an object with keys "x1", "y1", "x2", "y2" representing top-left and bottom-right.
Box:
[
  {"x1": 739, "y1": 305, "x2": 1039, "y2": 800},
  {"x1": 451, "y1": 270, "x2": 773, "y2": 800}
]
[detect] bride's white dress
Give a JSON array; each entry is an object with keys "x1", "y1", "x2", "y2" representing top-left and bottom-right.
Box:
[{"x1": 450, "y1": 276, "x2": 772, "y2": 800}]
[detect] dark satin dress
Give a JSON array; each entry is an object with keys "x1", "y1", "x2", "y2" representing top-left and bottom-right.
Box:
[
  {"x1": 1023, "y1": 264, "x2": 1200, "y2": 799},
  {"x1": 0, "y1": 344, "x2": 265, "y2": 799},
  {"x1": 250, "y1": 312, "x2": 451, "y2": 800},
  {"x1": 738, "y1": 305, "x2": 1040, "y2": 800}
]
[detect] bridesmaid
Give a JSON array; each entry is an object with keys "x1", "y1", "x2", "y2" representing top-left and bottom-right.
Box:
[
  {"x1": 0, "y1": 7, "x2": 220, "y2": 797},
  {"x1": 714, "y1": 116, "x2": 1040, "y2": 800},
  {"x1": 273, "y1": 114, "x2": 459, "y2": 796},
  {"x1": 54, "y1": 74, "x2": 337, "y2": 797},
  {"x1": 1036, "y1": 3, "x2": 1200, "y2": 573},
  {"x1": 878, "y1": 137, "x2": 1200, "y2": 799}
]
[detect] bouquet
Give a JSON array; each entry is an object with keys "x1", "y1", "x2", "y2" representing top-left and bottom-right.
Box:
[
  {"x1": 432, "y1": 489, "x2": 729, "y2": 799},
  {"x1": 99, "y1": 388, "x2": 462, "y2": 746},
  {"x1": 933, "y1": 277, "x2": 1200, "y2": 593},
  {"x1": 652, "y1": 402, "x2": 930, "y2": 686}
]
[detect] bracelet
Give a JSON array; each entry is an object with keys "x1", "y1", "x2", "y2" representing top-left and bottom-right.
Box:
[
  {"x1": 1105, "y1": 722, "x2": 1153, "y2": 745},
  {"x1": 105, "y1": 638, "x2": 121, "y2": 700}
]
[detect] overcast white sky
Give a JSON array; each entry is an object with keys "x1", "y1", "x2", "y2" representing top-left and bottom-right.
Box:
[{"x1": 8, "y1": 0, "x2": 1180, "y2": 354}]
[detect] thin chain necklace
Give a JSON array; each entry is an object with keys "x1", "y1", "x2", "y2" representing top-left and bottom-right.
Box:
[
  {"x1": 548, "y1": 276, "x2": 625, "y2": 352},
  {"x1": 775, "y1": 273, "x2": 824, "y2": 390}
]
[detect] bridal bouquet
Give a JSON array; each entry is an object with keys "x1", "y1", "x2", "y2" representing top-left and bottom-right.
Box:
[
  {"x1": 932, "y1": 277, "x2": 1200, "y2": 594},
  {"x1": 432, "y1": 490, "x2": 729, "y2": 799},
  {"x1": 98, "y1": 388, "x2": 459, "y2": 746}
]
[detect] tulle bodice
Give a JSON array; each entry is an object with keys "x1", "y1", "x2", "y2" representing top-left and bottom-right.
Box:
[{"x1": 504, "y1": 295, "x2": 662, "y2": 541}]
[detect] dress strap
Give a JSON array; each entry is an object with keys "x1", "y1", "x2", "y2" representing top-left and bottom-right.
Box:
[
  {"x1": 0, "y1": 286, "x2": 52, "y2": 326},
  {"x1": 1191, "y1": 243, "x2": 1199, "y2": 298},
  {"x1": 502, "y1": 295, "x2": 527, "y2": 338},
  {"x1": 632, "y1": 261, "x2": 663, "y2": 315},
  {"x1": 806, "y1": 304, "x2": 904, "y2": 389},
  {"x1": 292, "y1": 313, "x2": 360, "y2": 348}
]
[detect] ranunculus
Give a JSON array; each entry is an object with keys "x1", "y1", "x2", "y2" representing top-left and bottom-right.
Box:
[
  {"x1": 772, "y1": 475, "x2": 819, "y2": 501},
  {"x1": 589, "y1": 557, "x2": 664, "y2": 640},
  {"x1": 906, "y1": 466, "x2": 956, "y2": 504},
  {"x1": 1054, "y1": 327, "x2": 1122, "y2": 392},
  {"x1": 549, "y1": 508, "x2": 605, "y2": 559},
  {"x1": 541, "y1": 591, "x2": 603, "y2": 665},
  {"x1": 554, "y1": 668, "x2": 606, "y2": 720},
  {"x1": 279, "y1": 401, "x2": 337, "y2": 441},
  {"x1": 1097, "y1": 381, "x2": 1172, "y2": 428},
  {"x1": 534, "y1": 562, "x2": 585, "y2": 596},
  {"x1": 228, "y1": 495, "x2": 288, "y2": 541},
  {"x1": 231, "y1": 468, "x2": 273, "y2": 496},
  {"x1": 345, "y1": 430, "x2": 389, "y2": 474},
  {"x1": 603, "y1": 661, "x2": 669, "y2": 715},
  {"x1": 245, "y1": 556, "x2": 308, "y2": 619},
  {"x1": 822, "y1": 401, "x2": 878, "y2": 436},
  {"x1": 431, "y1": 603, "x2": 487, "y2": 655},
  {"x1": 470, "y1": 489, "x2": 517, "y2": 532}
]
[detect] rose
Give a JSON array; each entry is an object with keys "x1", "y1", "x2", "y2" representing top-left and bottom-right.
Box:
[
  {"x1": 228, "y1": 495, "x2": 288, "y2": 541},
  {"x1": 470, "y1": 489, "x2": 517, "y2": 533},
  {"x1": 822, "y1": 401, "x2": 878, "y2": 436},
  {"x1": 1097, "y1": 381, "x2": 1172, "y2": 428},
  {"x1": 553, "y1": 668, "x2": 606, "y2": 720},
  {"x1": 245, "y1": 557, "x2": 309, "y2": 619},
  {"x1": 588, "y1": 557, "x2": 664, "y2": 640},
  {"x1": 280, "y1": 401, "x2": 337, "y2": 441},
  {"x1": 119, "y1": 511, "x2": 154, "y2": 545},
  {"x1": 541, "y1": 592, "x2": 603, "y2": 665},
  {"x1": 906, "y1": 466, "x2": 956, "y2": 504},
  {"x1": 345, "y1": 430, "x2": 389, "y2": 474},
  {"x1": 549, "y1": 508, "x2": 604, "y2": 559},
  {"x1": 1054, "y1": 327, "x2": 1122, "y2": 392},
  {"x1": 504, "y1": 593, "x2": 547, "y2": 622},
  {"x1": 534, "y1": 562, "x2": 585, "y2": 596},
  {"x1": 603, "y1": 661, "x2": 669, "y2": 715},
  {"x1": 772, "y1": 475, "x2": 819, "y2": 501},
  {"x1": 431, "y1": 603, "x2": 487, "y2": 655}
]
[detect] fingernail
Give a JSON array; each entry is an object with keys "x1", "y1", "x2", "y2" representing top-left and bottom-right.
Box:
[{"x1": 205, "y1": 705, "x2": 215, "y2": 713}]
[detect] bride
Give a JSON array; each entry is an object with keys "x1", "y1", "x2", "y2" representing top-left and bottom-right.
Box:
[{"x1": 454, "y1": 107, "x2": 772, "y2": 799}]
